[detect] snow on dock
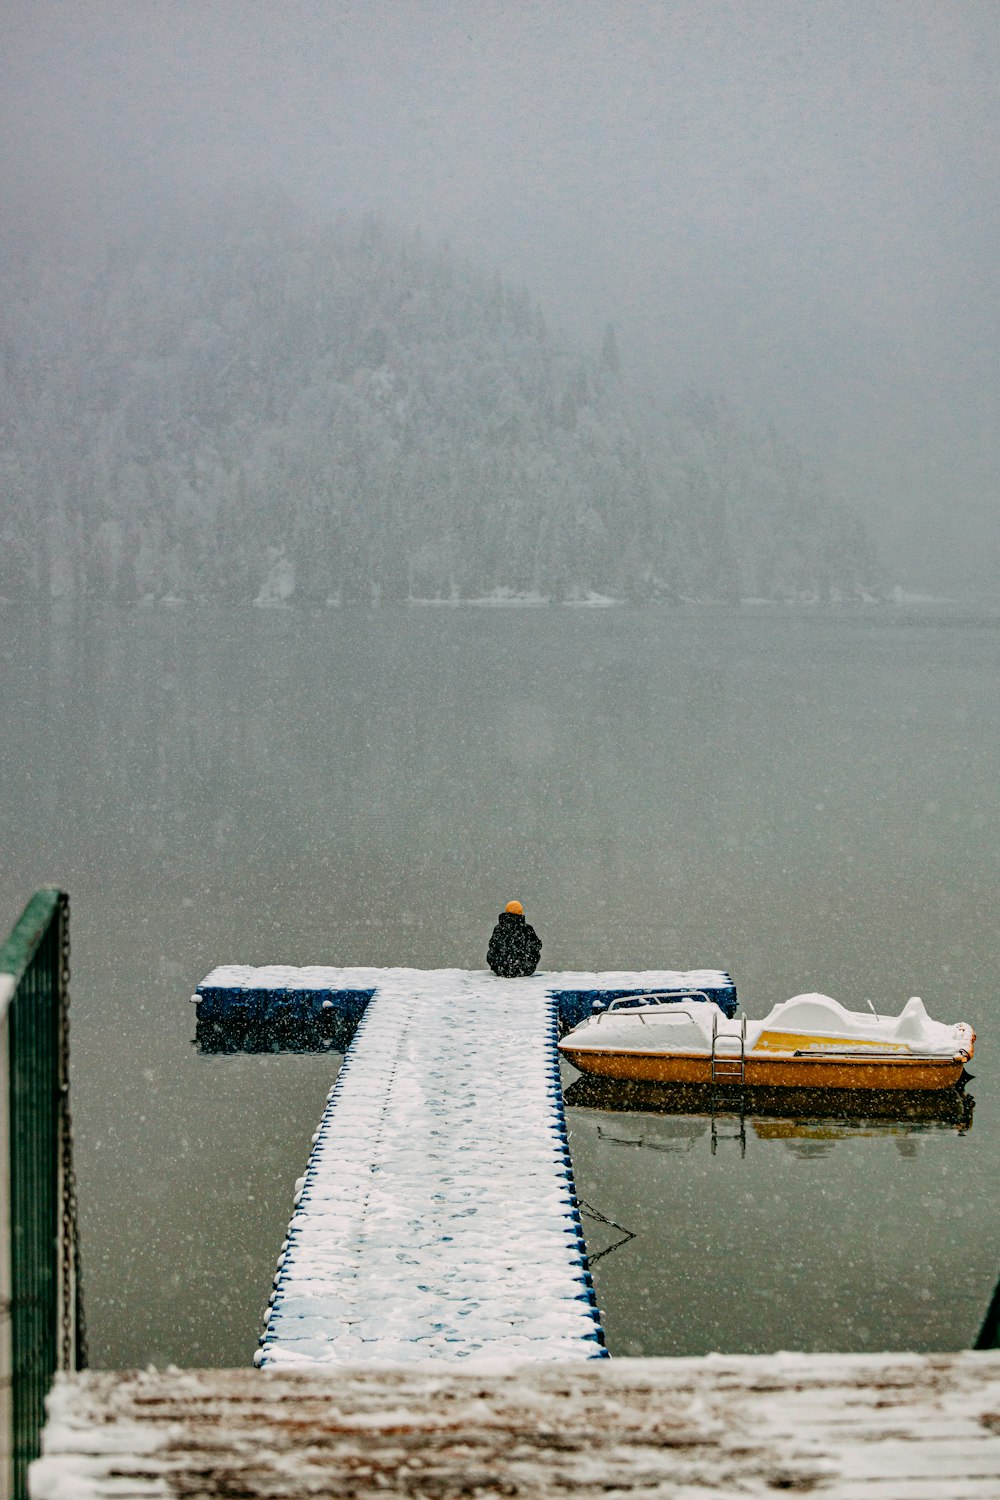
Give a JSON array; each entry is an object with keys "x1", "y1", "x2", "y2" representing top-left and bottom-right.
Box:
[
  {"x1": 252, "y1": 971, "x2": 604, "y2": 1364},
  {"x1": 194, "y1": 963, "x2": 738, "y2": 1029},
  {"x1": 33, "y1": 1354, "x2": 1000, "y2": 1499},
  {"x1": 191, "y1": 966, "x2": 734, "y2": 1365}
]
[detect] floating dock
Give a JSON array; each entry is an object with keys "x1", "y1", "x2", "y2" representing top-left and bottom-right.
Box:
[
  {"x1": 194, "y1": 966, "x2": 735, "y2": 1364},
  {"x1": 194, "y1": 964, "x2": 738, "y2": 1031}
]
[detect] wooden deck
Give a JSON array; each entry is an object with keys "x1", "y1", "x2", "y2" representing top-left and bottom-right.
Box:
[{"x1": 31, "y1": 1352, "x2": 1000, "y2": 1498}]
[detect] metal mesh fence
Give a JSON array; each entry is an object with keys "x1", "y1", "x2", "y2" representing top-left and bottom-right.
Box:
[{"x1": 0, "y1": 890, "x2": 79, "y2": 1500}]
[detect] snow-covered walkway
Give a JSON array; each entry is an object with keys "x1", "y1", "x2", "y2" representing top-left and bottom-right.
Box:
[{"x1": 252, "y1": 971, "x2": 604, "y2": 1364}]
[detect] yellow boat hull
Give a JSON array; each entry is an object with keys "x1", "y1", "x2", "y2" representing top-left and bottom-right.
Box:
[{"x1": 559, "y1": 1045, "x2": 972, "y2": 1091}]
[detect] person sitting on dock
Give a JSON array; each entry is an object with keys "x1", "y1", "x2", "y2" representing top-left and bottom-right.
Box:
[{"x1": 487, "y1": 901, "x2": 542, "y2": 977}]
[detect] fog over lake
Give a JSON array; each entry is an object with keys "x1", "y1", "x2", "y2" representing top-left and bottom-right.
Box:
[
  {"x1": 1, "y1": 2, "x2": 998, "y2": 1369},
  {"x1": 3, "y1": 1, "x2": 999, "y2": 592}
]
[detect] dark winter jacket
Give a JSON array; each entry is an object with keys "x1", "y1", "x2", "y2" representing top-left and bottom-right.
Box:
[{"x1": 487, "y1": 911, "x2": 542, "y2": 977}]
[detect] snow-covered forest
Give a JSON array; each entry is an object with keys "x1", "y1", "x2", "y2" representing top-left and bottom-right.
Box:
[{"x1": 0, "y1": 200, "x2": 876, "y2": 605}]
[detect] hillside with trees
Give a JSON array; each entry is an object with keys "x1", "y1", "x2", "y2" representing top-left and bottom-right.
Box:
[{"x1": 0, "y1": 200, "x2": 876, "y2": 604}]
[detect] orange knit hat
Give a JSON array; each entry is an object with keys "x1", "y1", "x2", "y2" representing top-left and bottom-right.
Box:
[{"x1": 504, "y1": 900, "x2": 524, "y2": 915}]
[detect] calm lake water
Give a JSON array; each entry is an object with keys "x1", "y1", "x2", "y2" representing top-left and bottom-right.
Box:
[{"x1": 2, "y1": 599, "x2": 998, "y2": 1367}]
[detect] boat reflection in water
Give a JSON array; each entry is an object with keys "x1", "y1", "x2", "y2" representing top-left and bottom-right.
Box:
[
  {"x1": 562, "y1": 1074, "x2": 975, "y2": 1158},
  {"x1": 196, "y1": 1012, "x2": 975, "y2": 1151}
]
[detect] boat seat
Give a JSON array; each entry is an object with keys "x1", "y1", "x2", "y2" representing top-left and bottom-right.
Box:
[
  {"x1": 892, "y1": 997, "x2": 933, "y2": 1043},
  {"x1": 765, "y1": 993, "x2": 857, "y2": 1035}
]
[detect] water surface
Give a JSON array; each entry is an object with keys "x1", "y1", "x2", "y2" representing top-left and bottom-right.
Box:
[{"x1": 1, "y1": 600, "x2": 997, "y2": 1365}]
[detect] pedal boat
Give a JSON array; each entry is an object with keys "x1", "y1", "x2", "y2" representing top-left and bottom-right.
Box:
[{"x1": 558, "y1": 991, "x2": 974, "y2": 1091}]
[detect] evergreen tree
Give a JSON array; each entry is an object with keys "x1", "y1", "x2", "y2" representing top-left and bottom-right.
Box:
[{"x1": 0, "y1": 200, "x2": 877, "y2": 604}]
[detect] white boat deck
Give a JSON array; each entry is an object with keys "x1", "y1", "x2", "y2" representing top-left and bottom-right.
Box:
[{"x1": 255, "y1": 970, "x2": 613, "y2": 1364}]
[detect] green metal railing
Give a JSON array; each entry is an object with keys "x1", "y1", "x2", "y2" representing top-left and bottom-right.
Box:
[{"x1": 0, "y1": 890, "x2": 82, "y2": 1500}]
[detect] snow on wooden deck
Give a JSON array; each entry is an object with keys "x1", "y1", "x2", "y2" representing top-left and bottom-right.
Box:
[
  {"x1": 32, "y1": 1353, "x2": 1000, "y2": 1499},
  {"x1": 257, "y1": 972, "x2": 606, "y2": 1364}
]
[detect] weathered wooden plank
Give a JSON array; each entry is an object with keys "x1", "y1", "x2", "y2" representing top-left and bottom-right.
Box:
[
  {"x1": 29, "y1": 1353, "x2": 1000, "y2": 1499},
  {"x1": 833, "y1": 1486, "x2": 1000, "y2": 1500}
]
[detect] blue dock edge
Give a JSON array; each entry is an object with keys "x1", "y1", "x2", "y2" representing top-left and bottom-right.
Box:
[
  {"x1": 541, "y1": 998, "x2": 609, "y2": 1356},
  {"x1": 195, "y1": 987, "x2": 375, "y2": 1025},
  {"x1": 194, "y1": 979, "x2": 738, "y2": 1031}
]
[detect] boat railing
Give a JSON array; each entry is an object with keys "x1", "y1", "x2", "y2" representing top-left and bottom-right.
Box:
[{"x1": 600, "y1": 989, "x2": 713, "y2": 1019}]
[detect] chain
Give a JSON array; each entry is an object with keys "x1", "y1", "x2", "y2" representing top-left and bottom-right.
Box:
[
  {"x1": 57, "y1": 893, "x2": 87, "y2": 1371},
  {"x1": 576, "y1": 1197, "x2": 636, "y2": 1265}
]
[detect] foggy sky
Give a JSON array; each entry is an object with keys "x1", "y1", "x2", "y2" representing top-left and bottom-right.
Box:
[{"x1": 3, "y1": 1, "x2": 998, "y2": 591}]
